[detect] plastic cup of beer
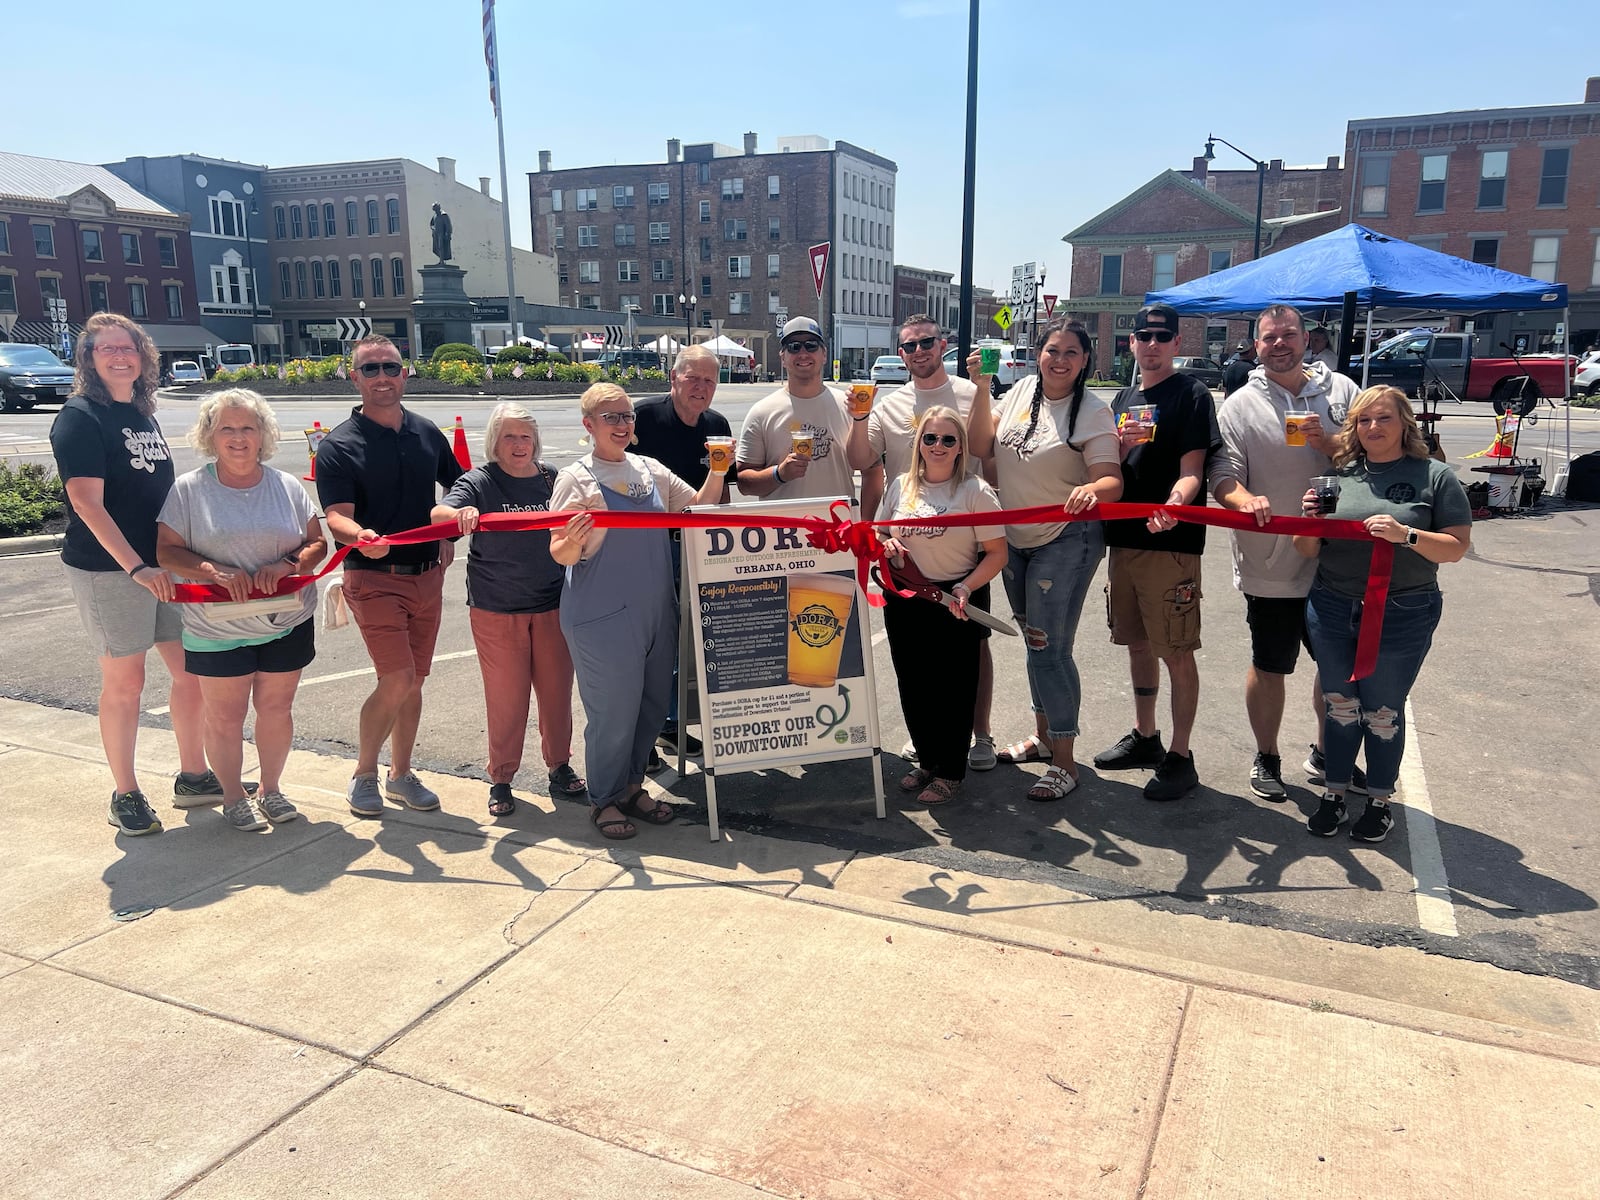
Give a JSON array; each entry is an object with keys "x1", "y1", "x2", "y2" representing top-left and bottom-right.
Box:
[
  {"x1": 791, "y1": 429, "x2": 815, "y2": 459},
  {"x1": 705, "y1": 436, "x2": 734, "y2": 474},
  {"x1": 1284, "y1": 408, "x2": 1309, "y2": 447},
  {"x1": 848, "y1": 382, "x2": 876, "y2": 419},
  {"x1": 786, "y1": 573, "x2": 856, "y2": 688},
  {"x1": 1311, "y1": 475, "x2": 1341, "y2": 515},
  {"x1": 979, "y1": 346, "x2": 1000, "y2": 375},
  {"x1": 1134, "y1": 405, "x2": 1157, "y2": 444}
]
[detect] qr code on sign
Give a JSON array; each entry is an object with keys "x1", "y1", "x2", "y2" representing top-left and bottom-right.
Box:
[{"x1": 849, "y1": 725, "x2": 868, "y2": 745}]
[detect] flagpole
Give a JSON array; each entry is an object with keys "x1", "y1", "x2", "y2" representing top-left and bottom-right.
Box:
[{"x1": 484, "y1": 0, "x2": 519, "y2": 343}]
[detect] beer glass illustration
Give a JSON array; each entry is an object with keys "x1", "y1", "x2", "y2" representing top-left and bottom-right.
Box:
[{"x1": 786, "y1": 573, "x2": 856, "y2": 688}]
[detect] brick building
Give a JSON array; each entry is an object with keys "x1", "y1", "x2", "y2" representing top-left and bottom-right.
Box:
[
  {"x1": 0, "y1": 151, "x2": 199, "y2": 361},
  {"x1": 528, "y1": 133, "x2": 897, "y2": 378},
  {"x1": 894, "y1": 264, "x2": 954, "y2": 329},
  {"x1": 1345, "y1": 76, "x2": 1600, "y2": 353}
]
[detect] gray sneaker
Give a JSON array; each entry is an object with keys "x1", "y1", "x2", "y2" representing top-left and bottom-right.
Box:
[
  {"x1": 968, "y1": 735, "x2": 997, "y2": 772},
  {"x1": 173, "y1": 769, "x2": 257, "y2": 808},
  {"x1": 347, "y1": 773, "x2": 384, "y2": 817},
  {"x1": 385, "y1": 770, "x2": 440, "y2": 811},
  {"x1": 257, "y1": 790, "x2": 300, "y2": 824},
  {"x1": 222, "y1": 798, "x2": 268, "y2": 831}
]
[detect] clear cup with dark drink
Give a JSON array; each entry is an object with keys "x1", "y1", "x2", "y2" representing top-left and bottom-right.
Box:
[{"x1": 1311, "y1": 475, "x2": 1341, "y2": 515}]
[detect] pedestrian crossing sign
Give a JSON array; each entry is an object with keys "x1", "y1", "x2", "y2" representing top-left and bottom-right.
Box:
[{"x1": 993, "y1": 305, "x2": 1013, "y2": 332}]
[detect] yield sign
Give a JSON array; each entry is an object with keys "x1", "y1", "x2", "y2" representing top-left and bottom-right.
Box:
[
  {"x1": 1043, "y1": 294, "x2": 1058, "y2": 316},
  {"x1": 808, "y1": 242, "x2": 831, "y2": 299}
]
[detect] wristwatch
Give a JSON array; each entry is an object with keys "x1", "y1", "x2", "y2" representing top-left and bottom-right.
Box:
[{"x1": 1404, "y1": 526, "x2": 1419, "y2": 546}]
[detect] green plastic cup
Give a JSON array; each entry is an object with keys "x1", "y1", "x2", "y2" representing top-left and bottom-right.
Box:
[{"x1": 979, "y1": 346, "x2": 1000, "y2": 374}]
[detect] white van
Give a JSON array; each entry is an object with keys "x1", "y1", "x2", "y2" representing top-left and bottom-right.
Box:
[{"x1": 215, "y1": 344, "x2": 255, "y2": 371}]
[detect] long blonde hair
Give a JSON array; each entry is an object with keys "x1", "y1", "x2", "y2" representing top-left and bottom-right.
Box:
[
  {"x1": 901, "y1": 405, "x2": 968, "y2": 512},
  {"x1": 1329, "y1": 385, "x2": 1430, "y2": 468}
]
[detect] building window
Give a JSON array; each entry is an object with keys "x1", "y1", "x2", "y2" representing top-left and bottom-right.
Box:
[
  {"x1": 158, "y1": 235, "x2": 177, "y2": 267},
  {"x1": 1477, "y1": 151, "x2": 1508, "y2": 208},
  {"x1": 278, "y1": 261, "x2": 291, "y2": 298},
  {"x1": 328, "y1": 258, "x2": 341, "y2": 298},
  {"x1": 1530, "y1": 236, "x2": 1560, "y2": 282},
  {"x1": 324, "y1": 203, "x2": 336, "y2": 235},
  {"x1": 697, "y1": 162, "x2": 711, "y2": 184},
  {"x1": 350, "y1": 258, "x2": 363, "y2": 298},
  {"x1": 290, "y1": 206, "x2": 303, "y2": 239},
  {"x1": 649, "y1": 222, "x2": 670, "y2": 243},
  {"x1": 723, "y1": 218, "x2": 747, "y2": 241},
  {"x1": 1592, "y1": 236, "x2": 1600, "y2": 288},
  {"x1": 701, "y1": 274, "x2": 712, "y2": 297},
  {"x1": 1209, "y1": 249, "x2": 1232, "y2": 274},
  {"x1": 1470, "y1": 238, "x2": 1499, "y2": 268},
  {"x1": 121, "y1": 233, "x2": 141, "y2": 265},
  {"x1": 82, "y1": 229, "x2": 104, "y2": 261},
  {"x1": 653, "y1": 293, "x2": 676, "y2": 315},
  {"x1": 551, "y1": 189, "x2": 563, "y2": 212},
  {"x1": 614, "y1": 223, "x2": 636, "y2": 246},
  {"x1": 1538, "y1": 147, "x2": 1570, "y2": 207},
  {"x1": 0, "y1": 220, "x2": 9, "y2": 254},
  {"x1": 273, "y1": 205, "x2": 286, "y2": 239},
  {"x1": 648, "y1": 183, "x2": 669, "y2": 205},
  {"x1": 210, "y1": 195, "x2": 244, "y2": 237},
  {"x1": 312, "y1": 260, "x2": 326, "y2": 298},
  {"x1": 370, "y1": 258, "x2": 384, "y2": 298},
  {"x1": 307, "y1": 204, "x2": 320, "y2": 237},
  {"x1": 768, "y1": 175, "x2": 780, "y2": 199},
  {"x1": 578, "y1": 225, "x2": 598, "y2": 247},
  {"x1": 619, "y1": 293, "x2": 641, "y2": 311},
  {"x1": 33, "y1": 224, "x2": 55, "y2": 257},
  {"x1": 345, "y1": 200, "x2": 359, "y2": 236},
  {"x1": 1100, "y1": 253, "x2": 1122, "y2": 295},
  {"x1": 1359, "y1": 155, "x2": 1390, "y2": 215},
  {"x1": 768, "y1": 253, "x2": 780, "y2": 278},
  {"x1": 613, "y1": 185, "x2": 635, "y2": 208},
  {"x1": 699, "y1": 200, "x2": 711, "y2": 223},
  {"x1": 384, "y1": 198, "x2": 399, "y2": 234},
  {"x1": 128, "y1": 283, "x2": 147, "y2": 319},
  {"x1": 553, "y1": 226, "x2": 565, "y2": 249},
  {"x1": 769, "y1": 217, "x2": 780, "y2": 240},
  {"x1": 652, "y1": 258, "x2": 673, "y2": 282},
  {"x1": 1417, "y1": 154, "x2": 1448, "y2": 213},
  {"x1": 367, "y1": 200, "x2": 379, "y2": 235},
  {"x1": 88, "y1": 279, "x2": 109, "y2": 311},
  {"x1": 0, "y1": 275, "x2": 21, "y2": 312},
  {"x1": 1152, "y1": 251, "x2": 1176, "y2": 291},
  {"x1": 579, "y1": 295, "x2": 600, "y2": 310},
  {"x1": 578, "y1": 261, "x2": 599, "y2": 284},
  {"x1": 699, "y1": 236, "x2": 711, "y2": 261},
  {"x1": 1276, "y1": 199, "x2": 1295, "y2": 217},
  {"x1": 728, "y1": 291, "x2": 751, "y2": 314},
  {"x1": 618, "y1": 259, "x2": 639, "y2": 282},
  {"x1": 392, "y1": 257, "x2": 405, "y2": 295},
  {"x1": 728, "y1": 255, "x2": 751, "y2": 278},
  {"x1": 721, "y1": 178, "x2": 744, "y2": 201},
  {"x1": 576, "y1": 188, "x2": 598, "y2": 210},
  {"x1": 769, "y1": 289, "x2": 781, "y2": 313},
  {"x1": 38, "y1": 276, "x2": 61, "y2": 304},
  {"x1": 293, "y1": 261, "x2": 307, "y2": 299}
]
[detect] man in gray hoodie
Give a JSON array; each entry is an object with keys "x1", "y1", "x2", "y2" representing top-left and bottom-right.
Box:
[{"x1": 1210, "y1": 305, "x2": 1363, "y2": 801}]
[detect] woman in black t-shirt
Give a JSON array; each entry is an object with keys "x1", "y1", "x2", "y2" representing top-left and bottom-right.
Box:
[{"x1": 50, "y1": 313, "x2": 217, "y2": 837}]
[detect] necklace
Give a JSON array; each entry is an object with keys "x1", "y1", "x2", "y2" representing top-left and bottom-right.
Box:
[{"x1": 1361, "y1": 455, "x2": 1405, "y2": 476}]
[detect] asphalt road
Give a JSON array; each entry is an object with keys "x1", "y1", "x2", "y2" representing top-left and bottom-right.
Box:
[{"x1": 5, "y1": 386, "x2": 1600, "y2": 987}]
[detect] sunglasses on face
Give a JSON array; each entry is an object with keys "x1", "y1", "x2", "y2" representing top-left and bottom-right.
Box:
[
  {"x1": 594, "y1": 410, "x2": 637, "y2": 426},
  {"x1": 1133, "y1": 330, "x2": 1176, "y2": 344},
  {"x1": 920, "y1": 433, "x2": 959, "y2": 448},
  {"x1": 898, "y1": 335, "x2": 940, "y2": 353},
  {"x1": 783, "y1": 339, "x2": 823, "y2": 353},
  {"x1": 357, "y1": 361, "x2": 404, "y2": 377}
]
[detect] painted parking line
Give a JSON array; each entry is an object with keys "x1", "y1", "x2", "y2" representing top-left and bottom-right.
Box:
[
  {"x1": 1400, "y1": 697, "x2": 1458, "y2": 938},
  {"x1": 144, "y1": 648, "x2": 480, "y2": 716}
]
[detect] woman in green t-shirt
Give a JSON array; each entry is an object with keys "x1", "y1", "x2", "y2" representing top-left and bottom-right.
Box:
[{"x1": 1292, "y1": 386, "x2": 1472, "y2": 844}]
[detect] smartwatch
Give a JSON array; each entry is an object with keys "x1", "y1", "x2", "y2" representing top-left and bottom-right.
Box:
[{"x1": 1404, "y1": 526, "x2": 1419, "y2": 547}]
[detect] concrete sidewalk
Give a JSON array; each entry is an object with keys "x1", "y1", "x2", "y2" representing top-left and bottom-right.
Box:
[{"x1": 3, "y1": 696, "x2": 1598, "y2": 1199}]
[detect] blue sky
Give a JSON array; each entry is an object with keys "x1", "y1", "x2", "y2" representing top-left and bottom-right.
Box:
[{"x1": 9, "y1": 0, "x2": 1597, "y2": 295}]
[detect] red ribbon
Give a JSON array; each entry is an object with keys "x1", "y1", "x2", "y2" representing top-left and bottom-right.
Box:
[{"x1": 170, "y1": 500, "x2": 1395, "y2": 680}]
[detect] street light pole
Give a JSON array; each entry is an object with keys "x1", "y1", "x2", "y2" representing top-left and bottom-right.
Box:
[
  {"x1": 244, "y1": 197, "x2": 266, "y2": 364},
  {"x1": 678, "y1": 291, "x2": 696, "y2": 349},
  {"x1": 1204, "y1": 134, "x2": 1266, "y2": 261}
]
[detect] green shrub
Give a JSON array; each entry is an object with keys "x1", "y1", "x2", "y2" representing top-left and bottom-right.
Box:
[
  {"x1": 430, "y1": 342, "x2": 483, "y2": 364},
  {"x1": 495, "y1": 344, "x2": 535, "y2": 364},
  {"x1": 529, "y1": 348, "x2": 566, "y2": 365},
  {"x1": 1572, "y1": 391, "x2": 1600, "y2": 409},
  {"x1": 0, "y1": 461, "x2": 64, "y2": 536},
  {"x1": 437, "y1": 359, "x2": 485, "y2": 385},
  {"x1": 214, "y1": 364, "x2": 267, "y2": 382}
]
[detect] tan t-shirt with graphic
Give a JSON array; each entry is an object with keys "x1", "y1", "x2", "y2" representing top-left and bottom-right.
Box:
[
  {"x1": 736, "y1": 385, "x2": 855, "y2": 502},
  {"x1": 991, "y1": 376, "x2": 1119, "y2": 548}
]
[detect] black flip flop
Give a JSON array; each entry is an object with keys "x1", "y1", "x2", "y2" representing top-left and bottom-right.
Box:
[
  {"x1": 591, "y1": 805, "x2": 637, "y2": 840},
  {"x1": 618, "y1": 789, "x2": 676, "y2": 826}
]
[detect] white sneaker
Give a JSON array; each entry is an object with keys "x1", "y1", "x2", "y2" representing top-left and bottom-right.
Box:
[{"x1": 900, "y1": 739, "x2": 919, "y2": 762}]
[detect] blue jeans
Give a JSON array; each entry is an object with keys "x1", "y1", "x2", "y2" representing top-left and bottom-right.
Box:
[
  {"x1": 1305, "y1": 583, "x2": 1442, "y2": 797},
  {"x1": 1001, "y1": 523, "x2": 1105, "y2": 739}
]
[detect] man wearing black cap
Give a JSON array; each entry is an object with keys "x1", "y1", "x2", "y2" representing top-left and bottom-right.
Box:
[
  {"x1": 1093, "y1": 305, "x2": 1219, "y2": 800},
  {"x1": 1221, "y1": 340, "x2": 1257, "y2": 397}
]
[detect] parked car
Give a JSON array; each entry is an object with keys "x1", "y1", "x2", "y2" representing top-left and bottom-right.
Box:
[
  {"x1": 167, "y1": 360, "x2": 204, "y2": 384},
  {"x1": 1576, "y1": 356, "x2": 1600, "y2": 397},
  {"x1": 1172, "y1": 356, "x2": 1225, "y2": 389},
  {"x1": 597, "y1": 349, "x2": 663, "y2": 372},
  {"x1": 869, "y1": 355, "x2": 909, "y2": 384},
  {"x1": 939, "y1": 342, "x2": 1032, "y2": 395},
  {"x1": 0, "y1": 344, "x2": 75, "y2": 413},
  {"x1": 1349, "y1": 330, "x2": 1579, "y2": 414}
]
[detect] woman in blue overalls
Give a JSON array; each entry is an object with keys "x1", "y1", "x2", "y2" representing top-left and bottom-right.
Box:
[{"x1": 550, "y1": 383, "x2": 729, "y2": 839}]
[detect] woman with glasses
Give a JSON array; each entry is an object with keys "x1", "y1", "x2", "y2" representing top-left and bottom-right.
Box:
[
  {"x1": 432, "y1": 403, "x2": 586, "y2": 818},
  {"x1": 1292, "y1": 386, "x2": 1471, "y2": 843},
  {"x1": 966, "y1": 317, "x2": 1123, "y2": 802},
  {"x1": 549, "y1": 383, "x2": 727, "y2": 840},
  {"x1": 155, "y1": 390, "x2": 327, "y2": 831},
  {"x1": 50, "y1": 313, "x2": 220, "y2": 836},
  {"x1": 876, "y1": 407, "x2": 1006, "y2": 806}
]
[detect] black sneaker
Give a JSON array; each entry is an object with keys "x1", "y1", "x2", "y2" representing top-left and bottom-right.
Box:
[
  {"x1": 1143, "y1": 751, "x2": 1198, "y2": 802},
  {"x1": 108, "y1": 789, "x2": 163, "y2": 836},
  {"x1": 1307, "y1": 793, "x2": 1348, "y2": 836},
  {"x1": 1303, "y1": 746, "x2": 1368, "y2": 795},
  {"x1": 657, "y1": 720, "x2": 704, "y2": 756},
  {"x1": 1249, "y1": 752, "x2": 1287, "y2": 801},
  {"x1": 173, "y1": 769, "x2": 258, "y2": 809},
  {"x1": 1094, "y1": 728, "x2": 1165, "y2": 771},
  {"x1": 645, "y1": 748, "x2": 665, "y2": 775},
  {"x1": 1349, "y1": 799, "x2": 1394, "y2": 843}
]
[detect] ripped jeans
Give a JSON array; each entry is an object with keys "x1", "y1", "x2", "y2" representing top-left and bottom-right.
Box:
[
  {"x1": 1002, "y1": 523, "x2": 1105, "y2": 739},
  {"x1": 1305, "y1": 582, "x2": 1442, "y2": 797}
]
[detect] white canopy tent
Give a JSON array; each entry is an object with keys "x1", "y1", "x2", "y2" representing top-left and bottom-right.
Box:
[
  {"x1": 701, "y1": 334, "x2": 754, "y2": 360},
  {"x1": 645, "y1": 334, "x2": 682, "y2": 353}
]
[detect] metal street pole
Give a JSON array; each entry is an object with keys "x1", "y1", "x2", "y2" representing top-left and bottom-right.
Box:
[
  {"x1": 955, "y1": 0, "x2": 980, "y2": 376},
  {"x1": 1204, "y1": 133, "x2": 1265, "y2": 261},
  {"x1": 485, "y1": 0, "x2": 519, "y2": 343}
]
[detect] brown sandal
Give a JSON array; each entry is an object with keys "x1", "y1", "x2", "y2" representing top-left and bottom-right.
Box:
[
  {"x1": 591, "y1": 805, "x2": 637, "y2": 840},
  {"x1": 899, "y1": 767, "x2": 933, "y2": 792},
  {"x1": 917, "y1": 778, "x2": 959, "y2": 806},
  {"x1": 618, "y1": 789, "x2": 676, "y2": 826}
]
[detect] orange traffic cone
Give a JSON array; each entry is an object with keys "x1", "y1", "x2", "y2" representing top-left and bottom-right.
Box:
[
  {"x1": 303, "y1": 420, "x2": 322, "y2": 482},
  {"x1": 452, "y1": 416, "x2": 472, "y2": 469}
]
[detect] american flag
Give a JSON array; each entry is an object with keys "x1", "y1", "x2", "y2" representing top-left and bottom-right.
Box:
[{"x1": 482, "y1": 0, "x2": 499, "y2": 119}]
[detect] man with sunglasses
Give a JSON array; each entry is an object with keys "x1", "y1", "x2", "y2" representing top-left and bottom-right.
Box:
[
  {"x1": 1094, "y1": 304, "x2": 1220, "y2": 801},
  {"x1": 736, "y1": 317, "x2": 875, "y2": 504},
  {"x1": 315, "y1": 335, "x2": 464, "y2": 817},
  {"x1": 848, "y1": 312, "x2": 998, "y2": 770}
]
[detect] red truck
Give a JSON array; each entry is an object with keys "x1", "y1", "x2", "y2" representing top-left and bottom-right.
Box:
[{"x1": 1351, "y1": 330, "x2": 1578, "y2": 414}]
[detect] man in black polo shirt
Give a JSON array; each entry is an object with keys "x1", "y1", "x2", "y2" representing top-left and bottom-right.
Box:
[
  {"x1": 1093, "y1": 304, "x2": 1220, "y2": 801},
  {"x1": 631, "y1": 344, "x2": 731, "y2": 757},
  {"x1": 316, "y1": 334, "x2": 463, "y2": 816}
]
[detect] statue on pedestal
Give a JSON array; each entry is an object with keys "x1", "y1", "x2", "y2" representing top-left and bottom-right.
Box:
[{"x1": 430, "y1": 203, "x2": 453, "y2": 263}]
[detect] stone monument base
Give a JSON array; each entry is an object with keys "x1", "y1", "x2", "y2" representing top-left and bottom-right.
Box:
[{"x1": 413, "y1": 262, "x2": 474, "y2": 357}]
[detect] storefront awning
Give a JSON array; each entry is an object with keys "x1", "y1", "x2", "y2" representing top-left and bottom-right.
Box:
[
  {"x1": 143, "y1": 323, "x2": 229, "y2": 352},
  {"x1": 2, "y1": 320, "x2": 83, "y2": 345}
]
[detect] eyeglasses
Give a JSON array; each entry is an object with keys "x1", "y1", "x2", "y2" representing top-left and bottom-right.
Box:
[
  {"x1": 595, "y1": 410, "x2": 637, "y2": 426},
  {"x1": 920, "y1": 433, "x2": 959, "y2": 448},
  {"x1": 782, "y1": 339, "x2": 823, "y2": 353},
  {"x1": 1133, "y1": 330, "x2": 1176, "y2": 344},
  {"x1": 357, "y1": 361, "x2": 404, "y2": 377},
  {"x1": 93, "y1": 344, "x2": 140, "y2": 358},
  {"x1": 898, "y1": 335, "x2": 941, "y2": 353}
]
